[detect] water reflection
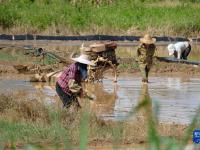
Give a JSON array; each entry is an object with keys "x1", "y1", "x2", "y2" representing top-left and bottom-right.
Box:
[
  {"x1": 0, "y1": 76, "x2": 200, "y2": 124},
  {"x1": 84, "y1": 83, "x2": 116, "y2": 115},
  {"x1": 132, "y1": 84, "x2": 153, "y2": 125},
  {"x1": 103, "y1": 83, "x2": 153, "y2": 122},
  {"x1": 101, "y1": 76, "x2": 200, "y2": 124}
]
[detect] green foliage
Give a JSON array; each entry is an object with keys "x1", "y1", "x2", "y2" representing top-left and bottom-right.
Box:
[
  {"x1": 79, "y1": 110, "x2": 89, "y2": 150},
  {"x1": 0, "y1": 4, "x2": 20, "y2": 28},
  {"x1": 0, "y1": 0, "x2": 200, "y2": 35},
  {"x1": 0, "y1": 50, "x2": 58, "y2": 65}
]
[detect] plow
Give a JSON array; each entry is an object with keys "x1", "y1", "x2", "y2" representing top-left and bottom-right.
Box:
[
  {"x1": 12, "y1": 47, "x2": 70, "y2": 74},
  {"x1": 82, "y1": 42, "x2": 118, "y2": 82}
]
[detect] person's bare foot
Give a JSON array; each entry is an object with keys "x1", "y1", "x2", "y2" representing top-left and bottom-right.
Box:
[{"x1": 142, "y1": 79, "x2": 148, "y2": 84}]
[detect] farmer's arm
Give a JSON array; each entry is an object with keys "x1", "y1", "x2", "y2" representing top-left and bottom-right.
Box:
[
  {"x1": 177, "y1": 51, "x2": 181, "y2": 59},
  {"x1": 137, "y1": 47, "x2": 141, "y2": 57},
  {"x1": 152, "y1": 46, "x2": 157, "y2": 57},
  {"x1": 176, "y1": 47, "x2": 182, "y2": 59},
  {"x1": 176, "y1": 43, "x2": 186, "y2": 59}
]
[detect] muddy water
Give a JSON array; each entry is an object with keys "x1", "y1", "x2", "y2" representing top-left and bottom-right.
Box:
[
  {"x1": 100, "y1": 75, "x2": 200, "y2": 125},
  {"x1": 0, "y1": 78, "x2": 57, "y2": 106},
  {"x1": 0, "y1": 75, "x2": 200, "y2": 125}
]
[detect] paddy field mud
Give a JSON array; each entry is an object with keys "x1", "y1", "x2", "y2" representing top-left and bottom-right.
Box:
[{"x1": 0, "y1": 40, "x2": 200, "y2": 149}]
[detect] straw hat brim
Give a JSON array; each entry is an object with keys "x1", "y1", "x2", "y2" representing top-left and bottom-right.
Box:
[
  {"x1": 140, "y1": 38, "x2": 156, "y2": 44},
  {"x1": 71, "y1": 55, "x2": 95, "y2": 66}
]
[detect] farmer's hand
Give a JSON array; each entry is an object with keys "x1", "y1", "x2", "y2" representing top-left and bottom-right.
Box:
[{"x1": 68, "y1": 79, "x2": 82, "y2": 94}]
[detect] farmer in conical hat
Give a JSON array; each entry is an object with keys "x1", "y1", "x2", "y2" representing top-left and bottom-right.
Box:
[
  {"x1": 137, "y1": 34, "x2": 156, "y2": 83},
  {"x1": 56, "y1": 53, "x2": 95, "y2": 108}
]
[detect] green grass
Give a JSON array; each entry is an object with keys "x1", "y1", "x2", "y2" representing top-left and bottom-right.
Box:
[
  {"x1": 1, "y1": 0, "x2": 200, "y2": 35},
  {"x1": 0, "y1": 51, "x2": 18, "y2": 62},
  {"x1": 0, "y1": 50, "x2": 58, "y2": 65}
]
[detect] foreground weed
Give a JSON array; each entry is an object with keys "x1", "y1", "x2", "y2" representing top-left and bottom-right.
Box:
[
  {"x1": 48, "y1": 109, "x2": 72, "y2": 150},
  {"x1": 79, "y1": 107, "x2": 90, "y2": 150}
]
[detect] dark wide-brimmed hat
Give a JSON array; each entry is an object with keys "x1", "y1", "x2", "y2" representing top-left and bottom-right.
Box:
[{"x1": 140, "y1": 34, "x2": 156, "y2": 44}]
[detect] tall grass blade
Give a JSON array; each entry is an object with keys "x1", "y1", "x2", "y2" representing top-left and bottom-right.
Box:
[{"x1": 79, "y1": 110, "x2": 90, "y2": 150}]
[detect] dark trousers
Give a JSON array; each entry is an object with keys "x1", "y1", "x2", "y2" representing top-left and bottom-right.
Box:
[
  {"x1": 56, "y1": 82, "x2": 75, "y2": 108},
  {"x1": 181, "y1": 44, "x2": 191, "y2": 60},
  {"x1": 139, "y1": 64, "x2": 150, "y2": 82}
]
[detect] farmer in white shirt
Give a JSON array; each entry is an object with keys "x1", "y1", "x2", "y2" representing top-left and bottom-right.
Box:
[{"x1": 167, "y1": 41, "x2": 191, "y2": 60}]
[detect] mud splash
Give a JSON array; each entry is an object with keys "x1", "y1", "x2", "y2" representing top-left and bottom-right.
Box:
[{"x1": 0, "y1": 75, "x2": 200, "y2": 125}]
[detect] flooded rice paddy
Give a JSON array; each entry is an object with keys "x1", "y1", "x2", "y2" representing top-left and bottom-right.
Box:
[
  {"x1": 0, "y1": 75, "x2": 200, "y2": 125},
  {"x1": 1, "y1": 40, "x2": 200, "y2": 126}
]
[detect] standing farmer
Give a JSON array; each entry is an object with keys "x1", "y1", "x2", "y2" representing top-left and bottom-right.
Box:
[
  {"x1": 56, "y1": 54, "x2": 95, "y2": 108},
  {"x1": 137, "y1": 34, "x2": 156, "y2": 83}
]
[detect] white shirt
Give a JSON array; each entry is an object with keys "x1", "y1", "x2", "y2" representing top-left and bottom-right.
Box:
[{"x1": 168, "y1": 42, "x2": 189, "y2": 59}]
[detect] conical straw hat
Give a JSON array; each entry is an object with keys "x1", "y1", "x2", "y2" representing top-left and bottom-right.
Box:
[
  {"x1": 140, "y1": 34, "x2": 156, "y2": 44},
  {"x1": 70, "y1": 53, "x2": 95, "y2": 66}
]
